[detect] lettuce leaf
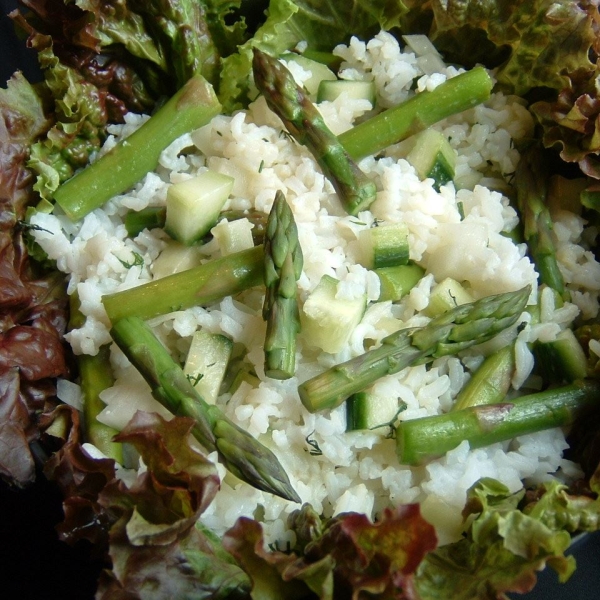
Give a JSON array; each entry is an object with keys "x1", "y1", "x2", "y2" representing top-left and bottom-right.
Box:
[
  {"x1": 223, "y1": 503, "x2": 437, "y2": 599},
  {"x1": 218, "y1": 0, "x2": 407, "y2": 111},
  {"x1": 414, "y1": 478, "x2": 600, "y2": 599}
]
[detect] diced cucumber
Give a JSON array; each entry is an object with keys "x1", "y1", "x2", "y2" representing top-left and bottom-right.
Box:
[
  {"x1": 407, "y1": 128, "x2": 456, "y2": 190},
  {"x1": 211, "y1": 218, "x2": 255, "y2": 256},
  {"x1": 124, "y1": 206, "x2": 166, "y2": 238},
  {"x1": 152, "y1": 240, "x2": 204, "y2": 279},
  {"x1": 534, "y1": 328, "x2": 588, "y2": 383},
  {"x1": 183, "y1": 330, "x2": 233, "y2": 404},
  {"x1": 165, "y1": 170, "x2": 234, "y2": 245},
  {"x1": 280, "y1": 53, "x2": 337, "y2": 96},
  {"x1": 375, "y1": 263, "x2": 425, "y2": 302},
  {"x1": 346, "y1": 391, "x2": 400, "y2": 431},
  {"x1": 301, "y1": 275, "x2": 366, "y2": 354},
  {"x1": 357, "y1": 223, "x2": 410, "y2": 269},
  {"x1": 317, "y1": 80, "x2": 376, "y2": 105},
  {"x1": 424, "y1": 277, "x2": 474, "y2": 317}
]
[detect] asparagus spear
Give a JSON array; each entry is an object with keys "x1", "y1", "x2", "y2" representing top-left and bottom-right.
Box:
[
  {"x1": 102, "y1": 245, "x2": 264, "y2": 323},
  {"x1": 451, "y1": 343, "x2": 516, "y2": 411},
  {"x1": 298, "y1": 285, "x2": 530, "y2": 413},
  {"x1": 338, "y1": 66, "x2": 493, "y2": 160},
  {"x1": 252, "y1": 48, "x2": 377, "y2": 216},
  {"x1": 515, "y1": 147, "x2": 566, "y2": 296},
  {"x1": 69, "y1": 294, "x2": 122, "y2": 462},
  {"x1": 263, "y1": 191, "x2": 303, "y2": 379},
  {"x1": 396, "y1": 380, "x2": 600, "y2": 465},
  {"x1": 54, "y1": 75, "x2": 221, "y2": 221},
  {"x1": 110, "y1": 316, "x2": 301, "y2": 502}
]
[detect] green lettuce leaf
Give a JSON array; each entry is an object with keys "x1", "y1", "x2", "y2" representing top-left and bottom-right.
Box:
[
  {"x1": 218, "y1": 0, "x2": 407, "y2": 111},
  {"x1": 400, "y1": 0, "x2": 598, "y2": 96},
  {"x1": 413, "y1": 477, "x2": 600, "y2": 599}
]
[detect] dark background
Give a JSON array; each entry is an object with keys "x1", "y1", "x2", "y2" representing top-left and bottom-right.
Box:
[{"x1": 1, "y1": 1, "x2": 599, "y2": 598}]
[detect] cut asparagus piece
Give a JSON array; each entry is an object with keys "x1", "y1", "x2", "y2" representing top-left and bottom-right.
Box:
[
  {"x1": 338, "y1": 66, "x2": 493, "y2": 160},
  {"x1": 69, "y1": 295, "x2": 122, "y2": 462},
  {"x1": 515, "y1": 147, "x2": 566, "y2": 297},
  {"x1": 252, "y1": 48, "x2": 377, "y2": 216},
  {"x1": 110, "y1": 316, "x2": 300, "y2": 502},
  {"x1": 124, "y1": 206, "x2": 166, "y2": 237},
  {"x1": 165, "y1": 170, "x2": 234, "y2": 245},
  {"x1": 397, "y1": 380, "x2": 600, "y2": 465},
  {"x1": 452, "y1": 343, "x2": 515, "y2": 411},
  {"x1": 357, "y1": 223, "x2": 410, "y2": 269},
  {"x1": 54, "y1": 75, "x2": 221, "y2": 221},
  {"x1": 262, "y1": 191, "x2": 303, "y2": 380},
  {"x1": 184, "y1": 330, "x2": 233, "y2": 404},
  {"x1": 102, "y1": 246, "x2": 264, "y2": 323},
  {"x1": 301, "y1": 275, "x2": 367, "y2": 354},
  {"x1": 298, "y1": 285, "x2": 530, "y2": 412}
]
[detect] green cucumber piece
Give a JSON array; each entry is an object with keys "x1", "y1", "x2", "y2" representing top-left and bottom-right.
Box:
[
  {"x1": 535, "y1": 328, "x2": 588, "y2": 383},
  {"x1": 152, "y1": 240, "x2": 204, "y2": 279},
  {"x1": 424, "y1": 277, "x2": 474, "y2": 317},
  {"x1": 317, "y1": 80, "x2": 376, "y2": 105},
  {"x1": 165, "y1": 170, "x2": 234, "y2": 245},
  {"x1": 375, "y1": 263, "x2": 425, "y2": 302},
  {"x1": 358, "y1": 223, "x2": 410, "y2": 269},
  {"x1": 211, "y1": 218, "x2": 255, "y2": 256},
  {"x1": 301, "y1": 275, "x2": 366, "y2": 354},
  {"x1": 346, "y1": 391, "x2": 400, "y2": 431},
  {"x1": 183, "y1": 330, "x2": 233, "y2": 404},
  {"x1": 407, "y1": 128, "x2": 456, "y2": 190},
  {"x1": 280, "y1": 53, "x2": 337, "y2": 97}
]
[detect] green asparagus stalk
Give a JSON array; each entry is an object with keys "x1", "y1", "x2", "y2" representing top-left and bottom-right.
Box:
[
  {"x1": 77, "y1": 347, "x2": 123, "y2": 463},
  {"x1": 252, "y1": 48, "x2": 377, "y2": 216},
  {"x1": 515, "y1": 146, "x2": 566, "y2": 296},
  {"x1": 110, "y1": 316, "x2": 301, "y2": 502},
  {"x1": 298, "y1": 285, "x2": 530, "y2": 413},
  {"x1": 339, "y1": 67, "x2": 493, "y2": 160},
  {"x1": 262, "y1": 191, "x2": 303, "y2": 379},
  {"x1": 102, "y1": 245, "x2": 264, "y2": 323},
  {"x1": 451, "y1": 343, "x2": 516, "y2": 411},
  {"x1": 54, "y1": 75, "x2": 221, "y2": 221},
  {"x1": 69, "y1": 295, "x2": 122, "y2": 462},
  {"x1": 396, "y1": 380, "x2": 600, "y2": 465},
  {"x1": 124, "y1": 206, "x2": 166, "y2": 237}
]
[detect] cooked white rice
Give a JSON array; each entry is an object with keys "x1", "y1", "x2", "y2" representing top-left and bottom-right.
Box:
[{"x1": 35, "y1": 31, "x2": 599, "y2": 546}]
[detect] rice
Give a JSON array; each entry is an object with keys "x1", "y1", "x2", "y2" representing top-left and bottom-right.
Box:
[{"x1": 30, "y1": 31, "x2": 597, "y2": 546}]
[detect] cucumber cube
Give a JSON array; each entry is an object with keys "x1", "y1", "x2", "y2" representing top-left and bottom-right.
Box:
[
  {"x1": 375, "y1": 263, "x2": 425, "y2": 302},
  {"x1": 152, "y1": 240, "x2": 204, "y2": 279},
  {"x1": 358, "y1": 223, "x2": 410, "y2": 269},
  {"x1": 424, "y1": 277, "x2": 474, "y2": 317},
  {"x1": 407, "y1": 128, "x2": 456, "y2": 190},
  {"x1": 280, "y1": 53, "x2": 337, "y2": 97},
  {"x1": 165, "y1": 170, "x2": 234, "y2": 245},
  {"x1": 184, "y1": 330, "x2": 233, "y2": 404},
  {"x1": 317, "y1": 80, "x2": 376, "y2": 105},
  {"x1": 301, "y1": 275, "x2": 366, "y2": 354}
]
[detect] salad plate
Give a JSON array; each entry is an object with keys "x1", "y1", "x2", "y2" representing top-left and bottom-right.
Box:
[{"x1": 2, "y1": 1, "x2": 600, "y2": 599}]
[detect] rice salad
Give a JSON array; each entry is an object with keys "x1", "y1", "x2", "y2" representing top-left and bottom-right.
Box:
[{"x1": 30, "y1": 31, "x2": 600, "y2": 548}]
